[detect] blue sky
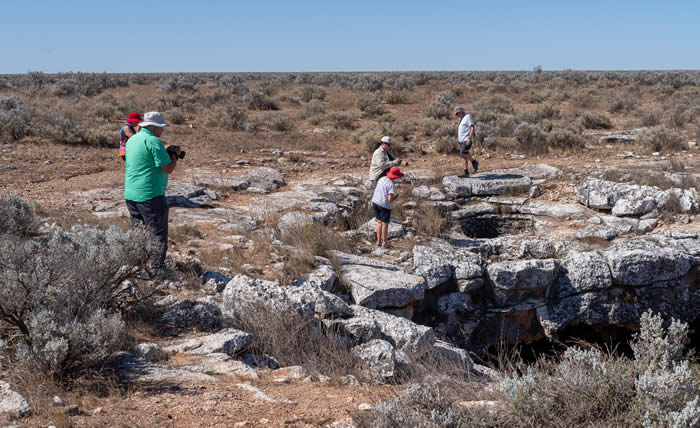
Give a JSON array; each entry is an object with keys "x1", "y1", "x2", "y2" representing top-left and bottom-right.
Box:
[{"x1": 1, "y1": 1, "x2": 698, "y2": 73}]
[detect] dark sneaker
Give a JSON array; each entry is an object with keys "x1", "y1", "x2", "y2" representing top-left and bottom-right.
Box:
[
  {"x1": 472, "y1": 160, "x2": 479, "y2": 173},
  {"x1": 458, "y1": 172, "x2": 470, "y2": 178}
]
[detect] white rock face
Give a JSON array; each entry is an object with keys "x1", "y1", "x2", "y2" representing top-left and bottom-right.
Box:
[
  {"x1": 162, "y1": 329, "x2": 255, "y2": 356},
  {"x1": 340, "y1": 264, "x2": 427, "y2": 309},
  {"x1": 352, "y1": 339, "x2": 397, "y2": 382},
  {"x1": 443, "y1": 174, "x2": 532, "y2": 197}
]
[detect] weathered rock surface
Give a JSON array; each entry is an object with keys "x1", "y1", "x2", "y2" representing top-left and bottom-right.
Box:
[
  {"x1": 340, "y1": 263, "x2": 426, "y2": 309},
  {"x1": 187, "y1": 353, "x2": 260, "y2": 379},
  {"x1": 577, "y1": 178, "x2": 699, "y2": 217},
  {"x1": 352, "y1": 339, "x2": 397, "y2": 382},
  {"x1": 326, "y1": 305, "x2": 435, "y2": 354},
  {"x1": 222, "y1": 274, "x2": 351, "y2": 319},
  {"x1": 109, "y1": 353, "x2": 221, "y2": 385},
  {"x1": 520, "y1": 201, "x2": 586, "y2": 218},
  {"x1": 412, "y1": 185, "x2": 446, "y2": 201},
  {"x1": 359, "y1": 218, "x2": 406, "y2": 239},
  {"x1": 412, "y1": 240, "x2": 487, "y2": 289},
  {"x1": 433, "y1": 340, "x2": 473, "y2": 370},
  {"x1": 0, "y1": 381, "x2": 31, "y2": 417},
  {"x1": 575, "y1": 224, "x2": 621, "y2": 241},
  {"x1": 443, "y1": 173, "x2": 532, "y2": 197},
  {"x1": 161, "y1": 299, "x2": 225, "y2": 332},
  {"x1": 488, "y1": 259, "x2": 559, "y2": 306},
  {"x1": 162, "y1": 329, "x2": 255, "y2": 356},
  {"x1": 137, "y1": 343, "x2": 168, "y2": 363}
]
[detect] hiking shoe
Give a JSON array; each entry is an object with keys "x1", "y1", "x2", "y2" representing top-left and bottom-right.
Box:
[
  {"x1": 457, "y1": 172, "x2": 470, "y2": 178},
  {"x1": 383, "y1": 243, "x2": 393, "y2": 249},
  {"x1": 472, "y1": 160, "x2": 479, "y2": 173}
]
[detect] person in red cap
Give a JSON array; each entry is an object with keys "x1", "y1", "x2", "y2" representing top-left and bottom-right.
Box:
[
  {"x1": 371, "y1": 166, "x2": 404, "y2": 248},
  {"x1": 119, "y1": 112, "x2": 142, "y2": 161}
]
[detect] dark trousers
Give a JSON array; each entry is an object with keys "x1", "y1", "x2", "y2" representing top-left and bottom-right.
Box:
[{"x1": 125, "y1": 196, "x2": 169, "y2": 270}]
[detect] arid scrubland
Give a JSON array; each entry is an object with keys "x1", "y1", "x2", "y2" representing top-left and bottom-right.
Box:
[{"x1": 0, "y1": 70, "x2": 699, "y2": 427}]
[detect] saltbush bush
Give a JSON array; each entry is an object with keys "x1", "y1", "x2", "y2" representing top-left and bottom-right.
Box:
[
  {"x1": 263, "y1": 112, "x2": 291, "y2": 131},
  {"x1": 0, "y1": 96, "x2": 33, "y2": 142},
  {"x1": 224, "y1": 103, "x2": 247, "y2": 130},
  {"x1": 581, "y1": 111, "x2": 613, "y2": 129},
  {"x1": 435, "y1": 90, "x2": 455, "y2": 106},
  {"x1": 356, "y1": 93, "x2": 385, "y2": 117},
  {"x1": 424, "y1": 102, "x2": 451, "y2": 119},
  {"x1": 637, "y1": 126, "x2": 684, "y2": 152},
  {"x1": 0, "y1": 196, "x2": 156, "y2": 378},
  {"x1": 243, "y1": 90, "x2": 278, "y2": 110},
  {"x1": 325, "y1": 111, "x2": 357, "y2": 130},
  {"x1": 383, "y1": 90, "x2": 408, "y2": 105}
]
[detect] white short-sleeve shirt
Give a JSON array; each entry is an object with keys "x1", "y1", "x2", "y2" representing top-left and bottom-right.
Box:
[
  {"x1": 458, "y1": 114, "x2": 475, "y2": 143},
  {"x1": 371, "y1": 176, "x2": 396, "y2": 209}
]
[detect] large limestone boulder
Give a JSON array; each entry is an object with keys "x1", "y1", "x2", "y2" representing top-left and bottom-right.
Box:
[
  {"x1": 487, "y1": 259, "x2": 559, "y2": 306},
  {"x1": 326, "y1": 305, "x2": 435, "y2": 354},
  {"x1": 547, "y1": 250, "x2": 612, "y2": 299},
  {"x1": 520, "y1": 201, "x2": 586, "y2": 218},
  {"x1": 222, "y1": 274, "x2": 352, "y2": 320},
  {"x1": 246, "y1": 167, "x2": 286, "y2": 192},
  {"x1": 352, "y1": 339, "x2": 397, "y2": 382},
  {"x1": 603, "y1": 245, "x2": 692, "y2": 287},
  {"x1": 331, "y1": 251, "x2": 426, "y2": 309},
  {"x1": 412, "y1": 240, "x2": 487, "y2": 290}
]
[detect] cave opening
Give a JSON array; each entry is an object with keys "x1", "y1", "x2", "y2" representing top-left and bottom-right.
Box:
[{"x1": 457, "y1": 214, "x2": 535, "y2": 239}]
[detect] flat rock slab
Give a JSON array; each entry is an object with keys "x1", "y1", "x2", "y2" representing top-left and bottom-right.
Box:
[
  {"x1": 186, "y1": 353, "x2": 260, "y2": 379},
  {"x1": 222, "y1": 274, "x2": 352, "y2": 320},
  {"x1": 520, "y1": 201, "x2": 586, "y2": 218},
  {"x1": 109, "y1": 353, "x2": 221, "y2": 385},
  {"x1": 340, "y1": 264, "x2": 427, "y2": 309},
  {"x1": 352, "y1": 339, "x2": 397, "y2": 382},
  {"x1": 162, "y1": 328, "x2": 254, "y2": 356},
  {"x1": 443, "y1": 174, "x2": 532, "y2": 197}
]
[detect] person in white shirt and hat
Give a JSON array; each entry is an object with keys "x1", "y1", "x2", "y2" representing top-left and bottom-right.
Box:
[{"x1": 369, "y1": 136, "x2": 401, "y2": 184}]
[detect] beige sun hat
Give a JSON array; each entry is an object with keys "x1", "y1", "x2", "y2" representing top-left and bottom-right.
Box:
[
  {"x1": 454, "y1": 106, "x2": 465, "y2": 115},
  {"x1": 139, "y1": 111, "x2": 169, "y2": 127}
]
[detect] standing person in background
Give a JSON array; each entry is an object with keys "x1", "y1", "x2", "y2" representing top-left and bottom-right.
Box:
[
  {"x1": 369, "y1": 136, "x2": 401, "y2": 184},
  {"x1": 371, "y1": 166, "x2": 404, "y2": 248},
  {"x1": 454, "y1": 106, "x2": 478, "y2": 178},
  {"x1": 124, "y1": 112, "x2": 181, "y2": 277},
  {"x1": 119, "y1": 112, "x2": 142, "y2": 161}
]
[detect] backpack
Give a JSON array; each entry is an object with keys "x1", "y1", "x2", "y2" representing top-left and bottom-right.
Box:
[{"x1": 119, "y1": 123, "x2": 136, "y2": 160}]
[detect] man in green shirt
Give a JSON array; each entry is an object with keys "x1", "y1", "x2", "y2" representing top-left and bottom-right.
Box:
[{"x1": 124, "y1": 111, "x2": 181, "y2": 274}]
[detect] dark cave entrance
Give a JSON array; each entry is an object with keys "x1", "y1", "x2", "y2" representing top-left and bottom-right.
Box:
[{"x1": 457, "y1": 214, "x2": 535, "y2": 239}]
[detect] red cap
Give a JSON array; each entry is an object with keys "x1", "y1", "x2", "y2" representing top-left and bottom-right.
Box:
[
  {"x1": 386, "y1": 166, "x2": 404, "y2": 180},
  {"x1": 127, "y1": 112, "x2": 142, "y2": 124}
]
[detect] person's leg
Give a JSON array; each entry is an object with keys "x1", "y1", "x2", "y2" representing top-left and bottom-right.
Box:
[
  {"x1": 125, "y1": 199, "x2": 145, "y2": 228},
  {"x1": 139, "y1": 196, "x2": 169, "y2": 270},
  {"x1": 375, "y1": 218, "x2": 382, "y2": 245},
  {"x1": 381, "y1": 221, "x2": 389, "y2": 245}
]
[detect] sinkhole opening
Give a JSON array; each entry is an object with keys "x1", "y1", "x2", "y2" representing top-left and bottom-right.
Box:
[{"x1": 458, "y1": 214, "x2": 535, "y2": 239}]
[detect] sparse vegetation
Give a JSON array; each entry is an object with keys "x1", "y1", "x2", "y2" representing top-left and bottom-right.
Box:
[{"x1": 581, "y1": 111, "x2": 613, "y2": 129}]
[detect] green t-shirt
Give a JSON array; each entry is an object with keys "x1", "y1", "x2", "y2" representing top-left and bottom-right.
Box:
[{"x1": 124, "y1": 128, "x2": 173, "y2": 202}]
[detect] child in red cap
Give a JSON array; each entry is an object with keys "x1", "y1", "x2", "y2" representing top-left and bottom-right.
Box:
[
  {"x1": 119, "y1": 112, "x2": 142, "y2": 161},
  {"x1": 371, "y1": 166, "x2": 404, "y2": 248}
]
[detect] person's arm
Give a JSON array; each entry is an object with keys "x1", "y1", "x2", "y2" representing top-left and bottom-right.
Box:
[
  {"x1": 376, "y1": 151, "x2": 396, "y2": 171},
  {"x1": 467, "y1": 125, "x2": 475, "y2": 142},
  {"x1": 161, "y1": 157, "x2": 176, "y2": 174},
  {"x1": 387, "y1": 193, "x2": 396, "y2": 203}
]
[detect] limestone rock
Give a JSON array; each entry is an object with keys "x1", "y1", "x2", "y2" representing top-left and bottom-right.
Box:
[
  {"x1": 340, "y1": 264, "x2": 426, "y2": 309},
  {"x1": 520, "y1": 201, "x2": 586, "y2": 218},
  {"x1": 137, "y1": 343, "x2": 168, "y2": 363},
  {"x1": 603, "y1": 246, "x2": 692, "y2": 287},
  {"x1": 412, "y1": 185, "x2": 446, "y2": 201},
  {"x1": 246, "y1": 167, "x2": 285, "y2": 191},
  {"x1": 222, "y1": 274, "x2": 352, "y2": 319},
  {"x1": 161, "y1": 299, "x2": 224, "y2": 332},
  {"x1": 0, "y1": 381, "x2": 31, "y2": 417},
  {"x1": 547, "y1": 250, "x2": 612, "y2": 299},
  {"x1": 352, "y1": 339, "x2": 397, "y2": 382},
  {"x1": 575, "y1": 225, "x2": 620, "y2": 241},
  {"x1": 162, "y1": 329, "x2": 255, "y2": 356},
  {"x1": 488, "y1": 259, "x2": 559, "y2": 306},
  {"x1": 191, "y1": 353, "x2": 259, "y2": 379},
  {"x1": 443, "y1": 173, "x2": 532, "y2": 197},
  {"x1": 433, "y1": 340, "x2": 473, "y2": 370},
  {"x1": 108, "y1": 353, "x2": 221, "y2": 385},
  {"x1": 358, "y1": 218, "x2": 406, "y2": 239},
  {"x1": 412, "y1": 240, "x2": 486, "y2": 289}
]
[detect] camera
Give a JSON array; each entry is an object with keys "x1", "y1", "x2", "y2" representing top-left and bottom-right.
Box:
[{"x1": 166, "y1": 148, "x2": 186, "y2": 160}]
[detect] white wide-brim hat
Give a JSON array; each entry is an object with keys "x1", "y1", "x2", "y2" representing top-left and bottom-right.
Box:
[{"x1": 139, "y1": 111, "x2": 169, "y2": 127}]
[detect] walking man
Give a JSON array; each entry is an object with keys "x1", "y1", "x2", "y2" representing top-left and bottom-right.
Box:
[
  {"x1": 455, "y1": 106, "x2": 478, "y2": 178},
  {"x1": 124, "y1": 111, "x2": 181, "y2": 276}
]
